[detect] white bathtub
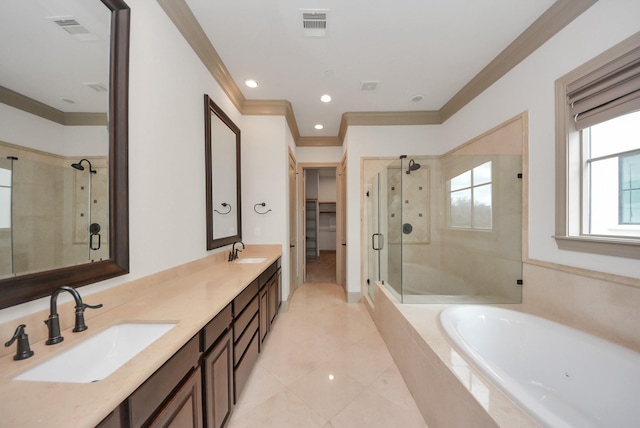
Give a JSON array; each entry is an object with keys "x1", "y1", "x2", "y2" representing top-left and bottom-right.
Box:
[{"x1": 439, "y1": 305, "x2": 640, "y2": 428}]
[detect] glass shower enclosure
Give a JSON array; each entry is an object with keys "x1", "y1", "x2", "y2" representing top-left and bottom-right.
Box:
[
  {"x1": 0, "y1": 155, "x2": 109, "y2": 280},
  {"x1": 367, "y1": 153, "x2": 523, "y2": 304}
]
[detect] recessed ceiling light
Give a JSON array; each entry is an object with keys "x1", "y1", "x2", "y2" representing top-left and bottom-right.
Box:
[
  {"x1": 60, "y1": 96, "x2": 78, "y2": 104},
  {"x1": 320, "y1": 94, "x2": 332, "y2": 103},
  {"x1": 410, "y1": 94, "x2": 424, "y2": 102},
  {"x1": 314, "y1": 124, "x2": 324, "y2": 130},
  {"x1": 244, "y1": 79, "x2": 259, "y2": 88}
]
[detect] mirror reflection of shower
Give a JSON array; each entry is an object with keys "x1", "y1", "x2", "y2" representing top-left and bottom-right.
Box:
[
  {"x1": 71, "y1": 159, "x2": 100, "y2": 258},
  {"x1": 71, "y1": 158, "x2": 97, "y2": 174},
  {"x1": 1, "y1": 156, "x2": 18, "y2": 278},
  {"x1": 406, "y1": 159, "x2": 421, "y2": 174}
]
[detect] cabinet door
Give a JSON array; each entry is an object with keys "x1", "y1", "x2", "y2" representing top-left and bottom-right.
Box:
[
  {"x1": 149, "y1": 367, "x2": 203, "y2": 428},
  {"x1": 96, "y1": 405, "x2": 124, "y2": 428},
  {"x1": 268, "y1": 271, "x2": 280, "y2": 325},
  {"x1": 203, "y1": 330, "x2": 234, "y2": 428},
  {"x1": 259, "y1": 286, "x2": 268, "y2": 347}
]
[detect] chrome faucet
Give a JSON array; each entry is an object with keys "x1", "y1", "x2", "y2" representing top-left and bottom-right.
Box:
[
  {"x1": 44, "y1": 286, "x2": 103, "y2": 345},
  {"x1": 228, "y1": 240, "x2": 245, "y2": 261}
]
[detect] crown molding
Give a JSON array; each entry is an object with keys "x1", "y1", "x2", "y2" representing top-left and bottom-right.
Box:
[
  {"x1": 439, "y1": 0, "x2": 598, "y2": 122},
  {"x1": 156, "y1": 0, "x2": 245, "y2": 112},
  {"x1": 243, "y1": 99, "x2": 301, "y2": 142},
  {"x1": 338, "y1": 110, "x2": 441, "y2": 143},
  {"x1": 0, "y1": 85, "x2": 107, "y2": 126},
  {"x1": 63, "y1": 113, "x2": 108, "y2": 126},
  {"x1": 297, "y1": 137, "x2": 342, "y2": 147},
  {"x1": 159, "y1": 0, "x2": 597, "y2": 146}
]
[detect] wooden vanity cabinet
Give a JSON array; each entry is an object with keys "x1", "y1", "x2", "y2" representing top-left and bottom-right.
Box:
[
  {"x1": 257, "y1": 259, "x2": 281, "y2": 348},
  {"x1": 268, "y1": 265, "x2": 281, "y2": 326},
  {"x1": 96, "y1": 258, "x2": 282, "y2": 428},
  {"x1": 201, "y1": 304, "x2": 234, "y2": 428},
  {"x1": 147, "y1": 367, "x2": 203, "y2": 428},
  {"x1": 232, "y1": 278, "x2": 260, "y2": 402},
  {"x1": 96, "y1": 405, "x2": 126, "y2": 428},
  {"x1": 258, "y1": 284, "x2": 268, "y2": 347},
  {"x1": 127, "y1": 335, "x2": 202, "y2": 428}
]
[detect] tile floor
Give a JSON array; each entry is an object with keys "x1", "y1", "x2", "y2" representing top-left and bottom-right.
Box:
[{"x1": 228, "y1": 282, "x2": 427, "y2": 428}]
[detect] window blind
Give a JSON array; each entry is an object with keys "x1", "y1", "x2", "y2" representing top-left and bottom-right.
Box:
[{"x1": 567, "y1": 46, "x2": 640, "y2": 129}]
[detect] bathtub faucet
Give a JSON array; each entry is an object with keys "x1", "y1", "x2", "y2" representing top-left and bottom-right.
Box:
[{"x1": 44, "y1": 286, "x2": 103, "y2": 345}]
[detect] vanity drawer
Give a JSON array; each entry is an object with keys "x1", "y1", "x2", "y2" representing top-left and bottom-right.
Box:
[
  {"x1": 234, "y1": 296, "x2": 258, "y2": 342},
  {"x1": 202, "y1": 303, "x2": 232, "y2": 352},
  {"x1": 234, "y1": 314, "x2": 259, "y2": 366},
  {"x1": 258, "y1": 262, "x2": 277, "y2": 287},
  {"x1": 233, "y1": 279, "x2": 258, "y2": 315},
  {"x1": 128, "y1": 335, "x2": 201, "y2": 428}
]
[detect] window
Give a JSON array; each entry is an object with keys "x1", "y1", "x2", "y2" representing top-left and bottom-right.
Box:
[
  {"x1": 586, "y1": 112, "x2": 640, "y2": 235},
  {"x1": 555, "y1": 33, "x2": 640, "y2": 258},
  {"x1": 448, "y1": 161, "x2": 492, "y2": 229},
  {"x1": 620, "y1": 152, "x2": 640, "y2": 225}
]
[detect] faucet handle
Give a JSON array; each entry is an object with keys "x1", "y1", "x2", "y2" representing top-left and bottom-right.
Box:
[
  {"x1": 4, "y1": 324, "x2": 34, "y2": 360},
  {"x1": 73, "y1": 302, "x2": 103, "y2": 333},
  {"x1": 83, "y1": 303, "x2": 103, "y2": 310}
]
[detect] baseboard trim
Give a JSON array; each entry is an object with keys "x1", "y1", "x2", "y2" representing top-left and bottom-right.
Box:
[{"x1": 347, "y1": 291, "x2": 361, "y2": 304}]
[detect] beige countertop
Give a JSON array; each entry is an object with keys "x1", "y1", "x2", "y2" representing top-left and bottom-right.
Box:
[{"x1": 0, "y1": 244, "x2": 281, "y2": 428}]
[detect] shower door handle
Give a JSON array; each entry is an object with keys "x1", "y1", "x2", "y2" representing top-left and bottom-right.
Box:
[
  {"x1": 90, "y1": 223, "x2": 101, "y2": 251},
  {"x1": 372, "y1": 233, "x2": 384, "y2": 251}
]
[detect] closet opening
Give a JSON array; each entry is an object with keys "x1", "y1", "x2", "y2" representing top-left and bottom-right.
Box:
[{"x1": 304, "y1": 167, "x2": 337, "y2": 284}]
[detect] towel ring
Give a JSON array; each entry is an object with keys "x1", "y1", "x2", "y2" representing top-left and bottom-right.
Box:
[
  {"x1": 214, "y1": 202, "x2": 232, "y2": 215},
  {"x1": 254, "y1": 202, "x2": 271, "y2": 215}
]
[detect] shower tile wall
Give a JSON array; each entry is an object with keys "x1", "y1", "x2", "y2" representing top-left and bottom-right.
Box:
[
  {"x1": 0, "y1": 142, "x2": 109, "y2": 277},
  {"x1": 12, "y1": 159, "x2": 63, "y2": 274},
  {"x1": 381, "y1": 115, "x2": 525, "y2": 303}
]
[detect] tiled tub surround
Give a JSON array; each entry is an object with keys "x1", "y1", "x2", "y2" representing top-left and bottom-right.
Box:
[
  {"x1": 371, "y1": 281, "x2": 539, "y2": 428},
  {"x1": 0, "y1": 245, "x2": 281, "y2": 427},
  {"x1": 371, "y1": 261, "x2": 640, "y2": 428}
]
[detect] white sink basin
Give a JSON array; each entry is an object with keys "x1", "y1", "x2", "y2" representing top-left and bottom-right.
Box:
[
  {"x1": 233, "y1": 257, "x2": 267, "y2": 264},
  {"x1": 14, "y1": 322, "x2": 176, "y2": 384}
]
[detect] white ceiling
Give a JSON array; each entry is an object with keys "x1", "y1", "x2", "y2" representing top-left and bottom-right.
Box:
[
  {"x1": 186, "y1": 0, "x2": 556, "y2": 137},
  {"x1": 0, "y1": 0, "x2": 110, "y2": 113},
  {"x1": 1, "y1": 0, "x2": 557, "y2": 129}
]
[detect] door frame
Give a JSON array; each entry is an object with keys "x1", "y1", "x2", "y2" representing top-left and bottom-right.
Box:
[
  {"x1": 297, "y1": 162, "x2": 341, "y2": 287},
  {"x1": 288, "y1": 149, "x2": 298, "y2": 298}
]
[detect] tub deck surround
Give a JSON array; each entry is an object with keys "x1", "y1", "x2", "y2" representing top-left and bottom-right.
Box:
[
  {"x1": 0, "y1": 245, "x2": 281, "y2": 428},
  {"x1": 371, "y1": 281, "x2": 540, "y2": 428}
]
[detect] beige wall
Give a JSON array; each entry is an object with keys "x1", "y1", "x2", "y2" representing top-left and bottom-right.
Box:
[{"x1": 523, "y1": 262, "x2": 640, "y2": 353}]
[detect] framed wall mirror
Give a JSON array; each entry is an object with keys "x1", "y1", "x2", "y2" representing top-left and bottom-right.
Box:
[
  {"x1": 204, "y1": 95, "x2": 241, "y2": 250},
  {"x1": 0, "y1": 0, "x2": 130, "y2": 309}
]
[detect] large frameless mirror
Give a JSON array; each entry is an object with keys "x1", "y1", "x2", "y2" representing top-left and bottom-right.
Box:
[
  {"x1": 0, "y1": 0, "x2": 130, "y2": 309},
  {"x1": 204, "y1": 95, "x2": 241, "y2": 250}
]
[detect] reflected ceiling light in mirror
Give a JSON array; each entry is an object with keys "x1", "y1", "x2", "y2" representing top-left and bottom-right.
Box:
[
  {"x1": 314, "y1": 124, "x2": 324, "y2": 130},
  {"x1": 320, "y1": 94, "x2": 332, "y2": 103},
  {"x1": 60, "y1": 96, "x2": 78, "y2": 104},
  {"x1": 410, "y1": 94, "x2": 424, "y2": 102},
  {"x1": 244, "y1": 79, "x2": 259, "y2": 88}
]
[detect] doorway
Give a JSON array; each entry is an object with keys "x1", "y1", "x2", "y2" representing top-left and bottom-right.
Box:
[{"x1": 302, "y1": 166, "x2": 338, "y2": 284}]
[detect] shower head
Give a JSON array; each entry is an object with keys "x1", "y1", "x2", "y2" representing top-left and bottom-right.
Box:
[
  {"x1": 71, "y1": 159, "x2": 96, "y2": 174},
  {"x1": 406, "y1": 159, "x2": 421, "y2": 174}
]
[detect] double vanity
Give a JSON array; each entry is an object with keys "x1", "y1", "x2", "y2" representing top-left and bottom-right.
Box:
[{"x1": 0, "y1": 245, "x2": 282, "y2": 428}]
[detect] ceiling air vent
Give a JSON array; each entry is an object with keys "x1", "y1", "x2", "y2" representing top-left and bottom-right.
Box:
[
  {"x1": 84, "y1": 82, "x2": 108, "y2": 92},
  {"x1": 301, "y1": 10, "x2": 328, "y2": 37},
  {"x1": 48, "y1": 16, "x2": 99, "y2": 41},
  {"x1": 360, "y1": 81, "x2": 380, "y2": 91}
]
